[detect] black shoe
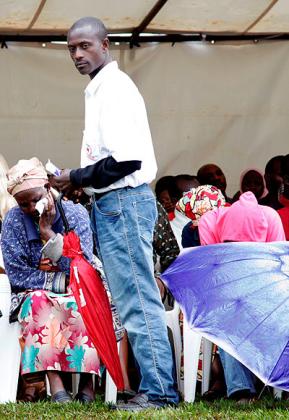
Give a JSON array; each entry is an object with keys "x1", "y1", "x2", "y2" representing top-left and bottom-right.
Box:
[
  {"x1": 117, "y1": 393, "x2": 167, "y2": 412},
  {"x1": 202, "y1": 389, "x2": 226, "y2": 401},
  {"x1": 230, "y1": 389, "x2": 256, "y2": 405},
  {"x1": 117, "y1": 389, "x2": 136, "y2": 403},
  {"x1": 51, "y1": 390, "x2": 72, "y2": 403},
  {"x1": 74, "y1": 391, "x2": 95, "y2": 404}
]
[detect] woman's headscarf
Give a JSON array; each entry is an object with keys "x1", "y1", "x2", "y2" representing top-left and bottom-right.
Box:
[
  {"x1": 175, "y1": 185, "x2": 227, "y2": 226},
  {"x1": 7, "y1": 157, "x2": 48, "y2": 196},
  {"x1": 199, "y1": 191, "x2": 285, "y2": 244}
]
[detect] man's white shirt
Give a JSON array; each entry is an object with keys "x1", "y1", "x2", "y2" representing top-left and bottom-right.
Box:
[{"x1": 81, "y1": 61, "x2": 157, "y2": 194}]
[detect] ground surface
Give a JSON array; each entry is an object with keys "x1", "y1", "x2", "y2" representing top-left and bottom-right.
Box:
[{"x1": 1, "y1": 397, "x2": 289, "y2": 419}]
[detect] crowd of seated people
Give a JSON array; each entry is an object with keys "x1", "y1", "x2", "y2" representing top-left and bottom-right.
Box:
[
  {"x1": 1, "y1": 153, "x2": 289, "y2": 406},
  {"x1": 153, "y1": 154, "x2": 289, "y2": 403}
]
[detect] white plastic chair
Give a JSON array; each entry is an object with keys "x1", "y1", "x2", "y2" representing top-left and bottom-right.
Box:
[
  {"x1": 183, "y1": 317, "x2": 213, "y2": 402},
  {"x1": 182, "y1": 321, "x2": 283, "y2": 402},
  {"x1": 164, "y1": 303, "x2": 212, "y2": 401},
  {"x1": 165, "y1": 302, "x2": 183, "y2": 393},
  {"x1": 0, "y1": 274, "x2": 21, "y2": 403}
]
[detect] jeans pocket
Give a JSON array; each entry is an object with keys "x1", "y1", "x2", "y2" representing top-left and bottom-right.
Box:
[
  {"x1": 134, "y1": 197, "x2": 157, "y2": 242},
  {"x1": 93, "y1": 196, "x2": 121, "y2": 217}
]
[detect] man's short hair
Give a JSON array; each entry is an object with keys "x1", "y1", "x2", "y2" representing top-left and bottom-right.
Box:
[{"x1": 68, "y1": 17, "x2": 108, "y2": 41}]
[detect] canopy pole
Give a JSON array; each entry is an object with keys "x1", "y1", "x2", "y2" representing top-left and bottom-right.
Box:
[
  {"x1": 243, "y1": 0, "x2": 279, "y2": 34},
  {"x1": 130, "y1": 0, "x2": 168, "y2": 48},
  {"x1": 26, "y1": 0, "x2": 47, "y2": 31}
]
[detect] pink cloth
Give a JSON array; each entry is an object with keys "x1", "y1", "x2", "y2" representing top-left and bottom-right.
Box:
[
  {"x1": 7, "y1": 157, "x2": 48, "y2": 196},
  {"x1": 199, "y1": 191, "x2": 285, "y2": 245}
]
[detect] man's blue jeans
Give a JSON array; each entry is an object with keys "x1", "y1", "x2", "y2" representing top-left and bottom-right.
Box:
[
  {"x1": 219, "y1": 348, "x2": 256, "y2": 397},
  {"x1": 91, "y1": 184, "x2": 178, "y2": 404}
]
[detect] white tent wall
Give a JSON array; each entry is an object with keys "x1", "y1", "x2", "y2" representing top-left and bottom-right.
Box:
[{"x1": 1, "y1": 41, "x2": 289, "y2": 195}]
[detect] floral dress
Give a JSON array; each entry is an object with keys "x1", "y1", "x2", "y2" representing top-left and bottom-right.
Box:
[{"x1": 19, "y1": 290, "x2": 100, "y2": 375}]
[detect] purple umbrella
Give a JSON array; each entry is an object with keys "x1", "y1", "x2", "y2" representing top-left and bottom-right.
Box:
[{"x1": 161, "y1": 241, "x2": 289, "y2": 390}]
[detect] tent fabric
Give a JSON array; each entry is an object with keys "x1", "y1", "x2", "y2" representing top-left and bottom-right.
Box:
[
  {"x1": 1, "y1": 0, "x2": 289, "y2": 35},
  {"x1": 1, "y1": 40, "x2": 289, "y2": 195}
]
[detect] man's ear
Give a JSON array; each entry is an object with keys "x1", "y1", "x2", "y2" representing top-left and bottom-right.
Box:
[
  {"x1": 102, "y1": 37, "x2": 109, "y2": 52},
  {"x1": 44, "y1": 182, "x2": 51, "y2": 191}
]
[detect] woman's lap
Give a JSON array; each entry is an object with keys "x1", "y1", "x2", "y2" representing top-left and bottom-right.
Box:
[{"x1": 18, "y1": 290, "x2": 100, "y2": 375}]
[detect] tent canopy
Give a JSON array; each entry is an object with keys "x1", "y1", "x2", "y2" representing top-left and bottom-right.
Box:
[
  {"x1": 1, "y1": 0, "x2": 289, "y2": 38},
  {"x1": 1, "y1": 1, "x2": 289, "y2": 196}
]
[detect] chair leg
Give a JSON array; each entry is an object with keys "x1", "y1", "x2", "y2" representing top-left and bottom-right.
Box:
[
  {"x1": 105, "y1": 371, "x2": 117, "y2": 403},
  {"x1": 72, "y1": 374, "x2": 80, "y2": 397},
  {"x1": 202, "y1": 338, "x2": 213, "y2": 395},
  {"x1": 0, "y1": 316, "x2": 21, "y2": 403},
  {"x1": 105, "y1": 342, "x2": 120, "y2": 404},
  {"x1": 273, "y1": 387, "x2": 282, "y2": 399},
  {"x1": 166, "y1": 307, "x2": 182, "y2": 393},
  {"x1": 183, "y1": 317, "x2": 201, "y2": 403}
]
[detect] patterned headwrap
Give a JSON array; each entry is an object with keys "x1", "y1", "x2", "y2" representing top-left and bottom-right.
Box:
[
  {"x1": 7, "y1": 157, "x2": 48, "y2": 196},
  {"x1": 176, "y1": 184, "x2": 227, "y2": 226}
]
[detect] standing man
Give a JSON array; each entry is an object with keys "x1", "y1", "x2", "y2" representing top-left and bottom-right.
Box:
[{"x1": 51, "y1": 17, "x2": 178, "y2": 411}]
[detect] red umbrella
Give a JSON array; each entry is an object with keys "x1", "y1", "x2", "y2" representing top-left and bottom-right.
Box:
[{"x1": 57, "y1": 196, "x2": 124, "y2": 390}]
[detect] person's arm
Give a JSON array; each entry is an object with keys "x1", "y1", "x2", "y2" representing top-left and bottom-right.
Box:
[
  {"x1": 153, "y1": 202, "x2": 180, "y2": 273},
  {"x1": 41, "y1": 201, "x2": 95, "y2": 274},
  {"x1": 50, "y1": 157, "x2": 141, "y2": 194},
  {"x1": 198, "y1": 209, "x2": 220, "y2": 245},
  {"x1": 70, "y1": 156, "x2": 141, "y2": 189},
  {"x1": 1, "y1": 215, "x2": 66, "y2": 293},
  {"x1": 263, "y1": 206, "x2": 286, "y2": 241}
]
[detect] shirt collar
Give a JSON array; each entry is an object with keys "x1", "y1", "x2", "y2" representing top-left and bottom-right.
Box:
[
  {"x1": 23, "y1": 203, "x2": 63, "y2": 242},
  {"x1": 85, "y1": 61, "x2": 118, "y2": 96}
]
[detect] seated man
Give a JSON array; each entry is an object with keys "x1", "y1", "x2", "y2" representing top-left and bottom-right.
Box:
[{"x1": 1, "y1": 157, "x2": 103, "y2": 403}]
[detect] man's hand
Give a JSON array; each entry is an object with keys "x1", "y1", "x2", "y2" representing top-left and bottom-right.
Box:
[{"x1": 50, "y1": 169, "x2": 76, "y2": 197}]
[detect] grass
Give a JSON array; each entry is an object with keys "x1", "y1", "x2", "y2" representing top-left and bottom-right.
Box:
[{"x1": 0, "y1": 396, "x2": 289, "y2": 419}]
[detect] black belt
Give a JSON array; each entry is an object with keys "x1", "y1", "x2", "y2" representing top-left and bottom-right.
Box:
[
  {"x1": 93, "y1": 190, "x2": 111, "y2": 200},
  {"x1": 93, "y1": 186, "x2": 133, "y2": 201}
]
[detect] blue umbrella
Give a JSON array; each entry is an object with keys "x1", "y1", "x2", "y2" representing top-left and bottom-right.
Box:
[{"x1": 161, "y1": 241, "x2": 289, "y2": 390}]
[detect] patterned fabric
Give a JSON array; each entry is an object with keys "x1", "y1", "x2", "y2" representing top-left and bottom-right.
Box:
[
  {"x1": 19, "y1": 290, "x2": 100, "y2": 375},
  {"x1": 153, "y1": 202, "x2": 180, "y2": 273},
  {"x1": 1, "y1": 200, "x2": 93, "y2": 293},
  {"x1": 176, "y1": 185, "x2": 227, "y2": 226}
]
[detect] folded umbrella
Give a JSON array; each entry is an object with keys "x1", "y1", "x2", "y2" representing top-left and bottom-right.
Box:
[
  {"x1": 161, "y1": 241, "x2": 289, "y2": 390},
  {"x1": 57, "y1": 195, "x2": 124, "y2": 390}
]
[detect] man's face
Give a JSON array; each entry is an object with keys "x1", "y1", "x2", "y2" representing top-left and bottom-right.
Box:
[
  {"x1": 67, "y1": 26, "x2": 109, "y2": 77},
  {"x1": 199, "y1": 165, "x2": 227, "y2": 193}
]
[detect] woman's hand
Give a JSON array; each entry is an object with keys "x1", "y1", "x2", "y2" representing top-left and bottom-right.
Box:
[
  {"x1": 38, "y1": 258, "x2": 59, "y2": 272},
  {"x1": 39, "y1": 192, "x2": 57, "y2": 242}
]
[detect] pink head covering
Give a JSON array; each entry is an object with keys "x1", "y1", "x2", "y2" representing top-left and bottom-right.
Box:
[
  {"x1": 175, "y1": 185, "x2": 227, "y2": 226},
  {"x1": 199, "y1": 191, "x2": 285, "y2": 244},
  {"x1": 7, "y1": 157, "x2": 48, "y2": 196}
]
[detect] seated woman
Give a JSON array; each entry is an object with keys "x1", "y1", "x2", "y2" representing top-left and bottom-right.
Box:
[
  {"x1": 175, "y1": 184, "x2": 228, "y2": 248},
  {"x1": 198, "y1": 191, "x2": 285, "y2": 403},
  {"x1": 1, "y1": 157, "x2": 101, "y2": 403}
]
